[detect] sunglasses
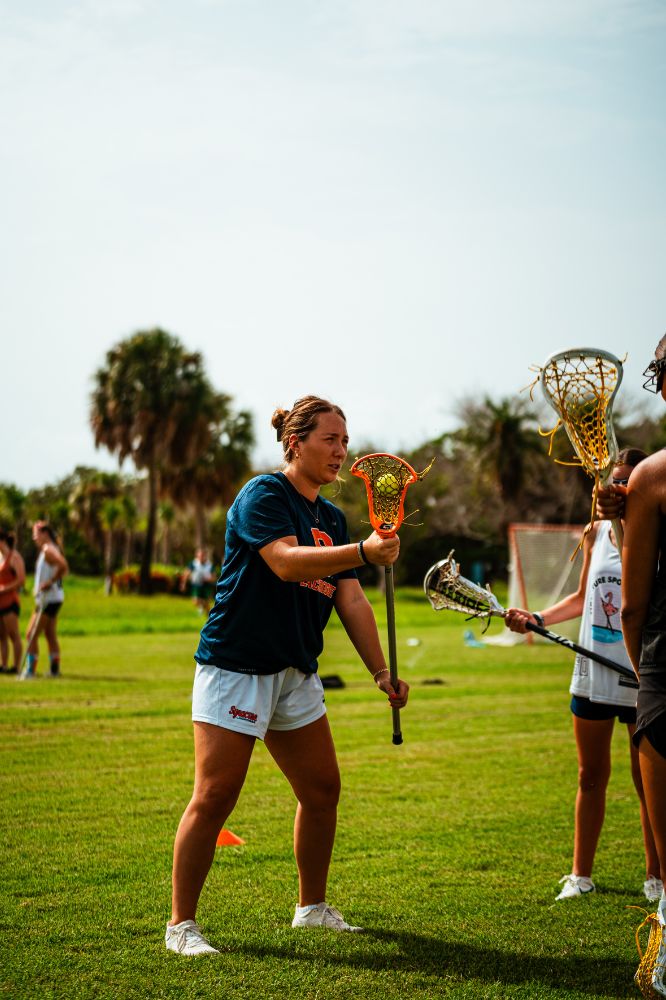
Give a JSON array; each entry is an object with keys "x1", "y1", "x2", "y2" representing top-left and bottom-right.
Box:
[{"x1": 643, "y1": 357, "x2": 666, "y2": 393}]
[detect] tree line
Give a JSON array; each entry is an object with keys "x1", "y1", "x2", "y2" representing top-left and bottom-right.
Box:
[{"x1": 2, "y1": 329, "x2": 664, "y2": 593}]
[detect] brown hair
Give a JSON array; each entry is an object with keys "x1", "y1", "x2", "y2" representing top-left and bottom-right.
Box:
[
  {"x1": 271, "y1": 396, "x2": 347, "y2": 463},
  {"x1": 34, "y1": 521, "x2": 61, "y2": 548},
  {"x1": 655, "y1": 334, "x2": 666, "y2": 361},
  {"x1": 617, "y1": 447, "x2": 648, "y2": 468},
  {"x1": 0, "y1": 529, "x2": 15, "y2": 549}
]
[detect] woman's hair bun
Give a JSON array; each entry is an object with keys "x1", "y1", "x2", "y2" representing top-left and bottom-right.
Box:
[{"x1": 271, "y1": 407, "x2": 289, "y2": 440}]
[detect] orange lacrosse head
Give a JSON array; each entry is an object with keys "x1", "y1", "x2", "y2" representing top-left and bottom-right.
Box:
[{"x1": 350, "y1": 453, "x2": 427, "y2": 537}]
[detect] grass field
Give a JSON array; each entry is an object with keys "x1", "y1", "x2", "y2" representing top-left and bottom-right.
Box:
[{"x1": 0, "y1": 578, "x2": 650, "y2": 999}]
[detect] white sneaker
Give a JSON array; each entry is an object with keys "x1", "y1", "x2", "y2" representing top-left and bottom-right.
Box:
[
  {"x1": 645, "y1": 876, "x2": 665, "y2": 903},
  {"x1": 291, "y1": 903, "x2": 363, "y2": 932},
  {"x1": 556, "y1": 874, "x2": 595, "y2": 900},
  {"x1": 165, "y1": 920, "x2": 219, "y2": 955}
]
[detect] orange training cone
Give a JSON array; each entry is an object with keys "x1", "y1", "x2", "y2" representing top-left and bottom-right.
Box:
[{"x1": 216, "y1": 828, "x2": 245, "y2": 847}]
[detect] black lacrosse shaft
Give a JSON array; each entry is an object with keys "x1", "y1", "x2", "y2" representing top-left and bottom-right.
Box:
[
  {"x1": 384, "y1": 565, "x2": 403, "y2": 745},
  {"x1": 525, "y1": 622, "x2": 636, "y2": 681}
]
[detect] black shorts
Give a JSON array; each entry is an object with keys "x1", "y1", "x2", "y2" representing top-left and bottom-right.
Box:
[
  {"x1": 636, "y1": 711, "x2": 666, "y2": 761},
  {"x1": 570, "y1": 695, "x2": 637, "y2": 725},
  {"x1": 0, "y1": 603, "x2": 19, "y2": 617},
  {"x1": 41, "y1": 602, "x2": 62, "y2": 619}
]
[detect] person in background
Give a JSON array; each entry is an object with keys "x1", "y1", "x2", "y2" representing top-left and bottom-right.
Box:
[
  {"x1": 0, "y1": 530, "x2": 26, "y2": 675},
  {"x1": 183, "y1": 548, "x2": 215, "y2": 615},
  {"x1": 505, "y1": 449, "x2": 662, "y2": 903},
  {"x1": 22, "y1": 521, "x2": 68, "y2": 679}
]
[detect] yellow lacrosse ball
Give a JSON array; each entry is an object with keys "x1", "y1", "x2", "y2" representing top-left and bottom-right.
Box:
[{"x1": 375, "y1": 472, "x2": 401, "y2": 498}]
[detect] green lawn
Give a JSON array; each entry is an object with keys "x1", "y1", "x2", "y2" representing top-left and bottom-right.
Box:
[{"x1": 0, "y1": 581, "x2": 649, "y2": 998}]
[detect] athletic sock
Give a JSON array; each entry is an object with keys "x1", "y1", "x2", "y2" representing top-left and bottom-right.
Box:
[
  {"x1": 295, "y1": 903, "x2": 324, "y2": 916},
  {"x1": 659, "y1": 892, "x2": 666, "y2": 924},
  {"x1": 26, "y1": 654, "x2": 37, "y2": 675},
  {"x1": 49, "y1": 656, "x2": 60, "y2": 675}
]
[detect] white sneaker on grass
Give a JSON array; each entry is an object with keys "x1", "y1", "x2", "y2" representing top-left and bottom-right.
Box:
[
  {"x1": 556, "y1": 874, "x2": 595, "y2": 900},
  {"x1": 644, "y1": 876, "x2": 665, "y2": 903},
  {"x1": 165, "y1": 920, "x2": 219, "y2": 955},
  {"x1": 292, "y1": 903, "x2": 363, "y2": 932}
]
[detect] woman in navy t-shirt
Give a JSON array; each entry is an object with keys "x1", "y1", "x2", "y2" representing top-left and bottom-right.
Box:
[{"x1": 166, "y1": 395, "x2": 409, "y2": 955}]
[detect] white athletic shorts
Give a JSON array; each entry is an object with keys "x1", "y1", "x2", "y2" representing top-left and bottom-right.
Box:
[{"x1": 191, "y1": 664, "x2": 326, "y2": 739}]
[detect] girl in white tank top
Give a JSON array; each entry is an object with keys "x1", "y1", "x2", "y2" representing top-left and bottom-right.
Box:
[
  {"x1": 570, "y1": 523, "x2": 636, "y2": 706},
  {"x1": 504, "y1": 451, "x2": 661, "y2": 903},
  {"x1": 23, "y1": 521, "x2": 68, "y2": 680}
]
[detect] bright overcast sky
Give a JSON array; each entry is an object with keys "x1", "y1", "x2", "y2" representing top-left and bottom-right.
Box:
[{"x1": 2, "y1": 0, "x2": 664, "y2": 490}]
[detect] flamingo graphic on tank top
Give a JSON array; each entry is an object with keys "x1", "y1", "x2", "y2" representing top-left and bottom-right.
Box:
[{"x1": 600, "y1": 590, "x2": 619, "y2": 631}]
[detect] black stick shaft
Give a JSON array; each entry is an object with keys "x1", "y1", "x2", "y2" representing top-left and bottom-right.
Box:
[
  {"x1": 384, "y1": 565, "x2": 403, "y2": 745},
  {"x1": 524, "y1": 621, "x2": 636, "y2": 682}
]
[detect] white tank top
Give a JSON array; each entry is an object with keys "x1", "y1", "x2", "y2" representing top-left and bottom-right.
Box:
[
  {"x1": 34, "y1": 548, "x2": 64, "y2": 606},
  {"x1": 569, "y1": 522, "x2": 637, "y2": 705}
]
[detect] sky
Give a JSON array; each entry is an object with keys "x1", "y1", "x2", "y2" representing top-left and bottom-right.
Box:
[{"x1": 1, "y1": 0, "x2": 664, "y2": 491}]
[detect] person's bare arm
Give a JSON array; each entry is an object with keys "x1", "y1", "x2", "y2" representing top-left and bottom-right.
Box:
[
  {"x1": 40, "y1": 545, "x2": 68, "y2": 591},
  {"x1": 621, "y1": 462, "x2": 662, "y2": 674},
  {"x1": 334, "y1": 577, "x2": 408, "y2": 707},
  {"x1": 0, "y1": 551, "x2": 26, "y2": 594},
  {"x1": 259, "y1": 531, "x2": 399, "y2": 583}
]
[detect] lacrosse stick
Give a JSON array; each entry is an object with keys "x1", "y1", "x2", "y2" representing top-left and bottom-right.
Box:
[
  {"x1": 350, "y1": 452, "x2": 434, "y2": 745},
  {"x1": 630, "y1": 906, "x2": 665, "y2": 999},
  {"x1": 423, "y1": 552, "x2": 637, "y2": 682},
  {"x1": 536, "y1": 347, "x2": 624, "y2": 557},
  {"x1": 19, "y1": 595, "x2": 45, "y2": 679}
]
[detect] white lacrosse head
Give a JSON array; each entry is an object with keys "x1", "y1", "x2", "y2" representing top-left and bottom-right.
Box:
[{"x1": 423, "y1": 551, "x2": 504, "y2": 618}]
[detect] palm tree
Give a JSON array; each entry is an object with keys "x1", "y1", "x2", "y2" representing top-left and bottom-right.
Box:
[
  {"x1": 100, "y1": 497, "x2": 123, "y2": 591},
  {"x1": 0, "y1": 484, "x2": 27, "y2": 545},
  {"x1": 69, "y1": 469, "x2": 123, "y2": 555},
  {"x1": 459, "y1": 396, "x2": 541, "y2": 504},
  {"x1": 158, "y1": 500, "x2": 176, "y2": 565},
  {"x1": 161, "y1": 409, "x2": 254, "y2": 548},
  {"x1": 90, "y1": 329, "x2": 228, "y2": 593},
  {"x1": 119, "y1": 493, "x2": 139, "y2": 567}
]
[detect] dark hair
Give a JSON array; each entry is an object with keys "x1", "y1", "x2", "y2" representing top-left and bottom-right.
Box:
[
  {"x1": 0, "y1": 529, "x2": 15, "y2": 549},
  {"x1": 34, "y1": 521, "x2": 61, "y2": 548},
  {"x1": 616, "y1": 448, "x2": 648, "y2": 469},
  {"x1": 655, "y1": 334, "x2": 666, "y2": 361},
  {"x1": 271, "y1": 396, "x2": 347, "y2": 463}
]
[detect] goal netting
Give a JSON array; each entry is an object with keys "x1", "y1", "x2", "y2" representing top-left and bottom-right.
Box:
[{"x1": 486, "y1": 522, "x2": 585, "y2": 646}]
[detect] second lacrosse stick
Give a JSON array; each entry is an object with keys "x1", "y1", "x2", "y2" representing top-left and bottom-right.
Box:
[
  {"x1": 538, "y1": 347, "x2": 624, "y2": 556},
  {"x1": 423, "y1": 552, "x2": 636, "y2": 682}
]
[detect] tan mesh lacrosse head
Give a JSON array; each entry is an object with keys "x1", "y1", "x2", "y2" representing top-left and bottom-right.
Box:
[
  {"x1": 350, "y1": 453, "x2": 433, "y2": 537},
  {"x1": 539, "y1": 347, "x2": 623, "y2": 485},
  {"x1": 631, "y1": 908, "x2": 665, "y2": 998},
  {"x1": 423, "y1": 551, "x2": 504, "y2": 618}
]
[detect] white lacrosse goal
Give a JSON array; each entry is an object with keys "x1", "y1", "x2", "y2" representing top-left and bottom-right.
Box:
[{"x1": 486, "y1": 522, "x2": 585, "y2": 646}]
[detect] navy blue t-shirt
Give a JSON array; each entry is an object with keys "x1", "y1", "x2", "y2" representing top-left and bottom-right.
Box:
[{"x1": 195, "y1": 473, "x2": 357, "y2": 675}]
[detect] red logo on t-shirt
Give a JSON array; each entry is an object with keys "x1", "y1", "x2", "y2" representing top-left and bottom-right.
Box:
[{"x1": 299, "y1": 528, "x2": 336, "y2": 598}]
